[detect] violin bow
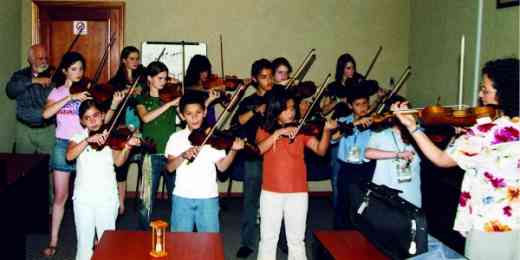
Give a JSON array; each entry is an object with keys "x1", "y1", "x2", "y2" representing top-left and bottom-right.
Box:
[
  {"x1": 105, "y1": 75, "x2": 142, "y2": 136},
  {"x1": 369, "y1": 66, "x2": 412, "y2": 115},
  {"x1": 156, "y1": 48, "x2": 166, "y2": 62},
  {"x1": 189, "y1": 82, "x2": 251, "y2": 162},
  {"x1": 291, "y1": 73, "x2": 332, "y2": 141},
  {"x1": 219, "y1": 34, "x2": 225, "y2": 79},
  {"x1": 48, "y1": 26, "x2": 85, "y2": 82},
  {"x1": 285, "y1": 48, "x2": 316, "y2": 90},
  {"x1": 91, "y1": 32, "x2": 117, "y2": 85},
  {"x1": 364, "y1": 46, "x2": 382, "y2": 79}
]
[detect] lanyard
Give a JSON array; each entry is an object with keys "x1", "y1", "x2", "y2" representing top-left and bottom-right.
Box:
[{"x1": 391, "y1": 129, "x2": 403, "y2": 153}]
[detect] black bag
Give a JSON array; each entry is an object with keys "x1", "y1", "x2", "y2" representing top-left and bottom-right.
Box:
[{"x1": 348, "y1": 182, "x2": 428, "y2": 260}]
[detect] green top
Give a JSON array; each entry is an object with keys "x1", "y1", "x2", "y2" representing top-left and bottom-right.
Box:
[{"x1": 135, "y1": 95, "x2": 177, "y2": 154}]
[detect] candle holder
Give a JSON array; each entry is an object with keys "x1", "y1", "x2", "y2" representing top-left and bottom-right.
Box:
[{"x1": 150, "y1": 220, "x2": 168, "y2": 257}]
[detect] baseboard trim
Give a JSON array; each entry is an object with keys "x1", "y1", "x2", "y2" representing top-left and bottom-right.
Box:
[{"x1": 125, "y1": 191, "x2": 332, "y2": 199}]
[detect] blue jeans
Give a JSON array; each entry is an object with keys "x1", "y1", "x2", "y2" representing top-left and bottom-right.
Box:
[
  {"x1": 138, "y1": 154, "x2": 175, "y2": 230},
  {"x1": 170, "y1": 195, "x2": 220, "y2": 232},
  {"x1": 240, "y1": 159, "x2": 262, "y2": 249},
  {"x1": 329, "y1": 144, "x2": 340, "y2": 209},
  {"x1": 410, "y1": 235, "x2": 465, "y2": 260}
]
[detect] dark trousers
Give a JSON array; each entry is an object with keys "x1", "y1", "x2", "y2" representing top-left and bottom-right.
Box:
[
  {"x1": 240, "y1": 159, "x2": 262, "y2": 249},
  {"x1": 333, "y1": 160, "x2": 375, "y2": 230}
]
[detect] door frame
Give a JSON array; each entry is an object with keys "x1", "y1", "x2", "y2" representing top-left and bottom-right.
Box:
[{"x1": 32, "y1": 0, "x2": 125, "y2": 80}]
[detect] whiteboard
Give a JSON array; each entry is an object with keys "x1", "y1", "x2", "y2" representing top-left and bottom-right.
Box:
[{"x1": 141, "y1": 41, "x2": 207, "y2": 82}]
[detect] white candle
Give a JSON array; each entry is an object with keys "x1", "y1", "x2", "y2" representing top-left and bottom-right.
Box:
[{"x1": 458, "y1": 35, "x2": 465, "y2": 106}]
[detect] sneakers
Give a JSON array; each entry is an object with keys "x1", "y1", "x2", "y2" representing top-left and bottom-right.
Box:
[{"x1": 236, "y1": 246, "x2": 254, "y2": 258}]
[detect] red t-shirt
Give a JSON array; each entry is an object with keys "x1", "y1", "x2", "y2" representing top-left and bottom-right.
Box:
[{"x1": 256, "y1": 128, "x2": 312, "y2": 193}]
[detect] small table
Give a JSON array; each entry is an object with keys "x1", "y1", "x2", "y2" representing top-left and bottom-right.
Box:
[
  {"x1": 313, "y1": 230, "x2": 388, "y2": 260},
  {"x1": 92, "y1": 230, "x2": 225, "y2": 260}
]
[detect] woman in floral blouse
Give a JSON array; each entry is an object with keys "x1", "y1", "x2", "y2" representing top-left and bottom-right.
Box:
[{"x1": 393, "y1": 58, "x2": 519, "y2": 260}]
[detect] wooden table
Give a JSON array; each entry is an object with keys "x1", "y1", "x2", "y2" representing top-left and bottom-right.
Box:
[
  {"x1": 313, "y1": 230, "x2": 388, "y2": 260},
  {"x1": 92, "y1": 230, "x2": 225, "y2": 260}
]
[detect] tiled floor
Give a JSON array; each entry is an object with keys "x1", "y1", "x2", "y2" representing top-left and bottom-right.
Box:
[{"x1": 26, "y1": 196, "x2": 335, "y2": 260}]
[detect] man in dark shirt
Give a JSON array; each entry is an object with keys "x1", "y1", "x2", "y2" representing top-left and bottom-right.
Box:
[
  {"x1": 6, "y1": 44, "x2": 55, "y2": 154},
  {"x1": 233, "y1": 59, "x2": 273, "y2": 258}
]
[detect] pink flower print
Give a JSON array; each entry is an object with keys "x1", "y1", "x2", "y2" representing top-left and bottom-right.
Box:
[
  {"x1": 465, "y1": 128, "x2": 475, "y2": 136},
  {"x1": 492, "y1": 126, "x2": 520, "y2": 145},
  {"x1": 477, "y1": 123, "x2": 495, "y2": 133},
  {"x1": 484, "y1": 172, "x2": 507, "y2": 189},
  {"x1": 503, "y1": 206, "x2": 512, "y2": 217},
  {"x1": 462, "y1": 151, "x2": 478, "y2": 157},
  {"x1": 459, "y1": 191, "x2": 471, "y2": 207}
]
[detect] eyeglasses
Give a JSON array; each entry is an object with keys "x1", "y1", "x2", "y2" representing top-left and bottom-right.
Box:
[
  {"x1": 83, "y1": 111, "x2": 101, "y2": 121},
  {"x1": 479, "y1": 85, "x2": 496, "y2": 96}
]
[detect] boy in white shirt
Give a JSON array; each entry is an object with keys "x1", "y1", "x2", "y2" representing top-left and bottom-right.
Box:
[
  {"x1": 165, "y1": 94, "x2": 244, "y2": 232},
  {"x1": 66, "y1": 100, "x2": 140, "y2": 260}
]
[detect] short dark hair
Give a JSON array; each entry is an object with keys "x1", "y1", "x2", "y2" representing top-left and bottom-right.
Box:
[
  {"x1": 251, "y1": 58, "x2": 273, "y2": 77},
  {"x1": 347, "y1": 88, "x2": 369, "y2": 104},
  {"x1": 79, "y1": 99, "x2": 103, "y2": 119},
  {"x1": 346, "y1": 80, "x2": 375, "y2": 104},
  {"x1": 482, "y1": 58, "x2": 519, "y2": 117},
  {"x1": 179, "y1": 92, "x2": 206, "y2": 113},
  {"x1": 272, "y1": 57, "x2": 292, "y2": 74}
]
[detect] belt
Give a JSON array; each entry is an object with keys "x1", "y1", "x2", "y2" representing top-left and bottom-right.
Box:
[{"x1": 17, "y1": 117, "x2": 53, "y2": 128}]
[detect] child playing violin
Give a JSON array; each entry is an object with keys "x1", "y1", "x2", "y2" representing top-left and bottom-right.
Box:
[
  {"x1": 231, "y1": 58, "x2": 273, "y2": 258},
  {"x1": 165, "y1": 94, "x2": 244, "y2": 232},
  {"x1": 66, "y1": 100, "x2": 140, "y2": 260},
  {"x1": 331, "y1": 86, "x2": 376, "y2": 230},
  {"x1": 256, "y1": 87, "x2": 336, "y2": 260},
  {"x1": 41, "y1": 52, "x2": 124, "y2": 257},
  {"x1": 135, "y1": 61, "x2": 180, "y2": 229}
]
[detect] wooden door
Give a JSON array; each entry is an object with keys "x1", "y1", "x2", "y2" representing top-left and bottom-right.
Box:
[{"x1": 34, "y1": 1, "x2": 124, "y2": 84}]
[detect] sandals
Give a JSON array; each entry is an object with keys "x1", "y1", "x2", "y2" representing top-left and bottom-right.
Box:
[{"x1": 41, "y1": 246, "x2": 57, "y2": 257}]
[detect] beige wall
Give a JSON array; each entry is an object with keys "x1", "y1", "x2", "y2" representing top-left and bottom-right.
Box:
[
  {"x1": 408, "y1": 0, "x2": 519, "y2": 107},
  {"x1": 480, "y1": 0, "x2": 519, "y2": 65},
  {"x1": 15, "y1": 0, "x2": 411, "y2": 192},
  {"x1": 408, "y1": 0, "x2": 479, "y2": 107},
  {"x1": 0, "y1": 0, "x2": 21, "y2": 152}
]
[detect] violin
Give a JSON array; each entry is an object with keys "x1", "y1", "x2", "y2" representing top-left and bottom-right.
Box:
[
  {"x1": 159, "y1": 82, "x2": 183, "y2": 103},
  {"x1": 88, "y1": 76, "x2": 143, "y2": 151},
  {"x1": 323, "y1": 112, "x2": 396, "y2": 136},
  {"x1": 89, "y1": 125, "x2": 155, "y2": 152},
  {"x1": 396, "y1": 104, "x2": 499, "y2": 127},
  {"x1": 202, "y1": 74, "x2": 247, "y2": 92},
  {"x1": 188, "y1": 127, "x2": 259, "y2": 156},
  {"x1": 187, "y1": 80, "x2": 251, "y2": 162}
]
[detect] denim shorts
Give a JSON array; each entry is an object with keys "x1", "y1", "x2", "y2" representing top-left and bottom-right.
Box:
[{"x1": 52, "y1": 138, "x2": 76, "y2": 172}]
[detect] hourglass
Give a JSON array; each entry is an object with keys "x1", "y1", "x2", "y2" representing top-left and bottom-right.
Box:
[{"x1": 150, "y1": 220, "x2": 168, "y2": 257}]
